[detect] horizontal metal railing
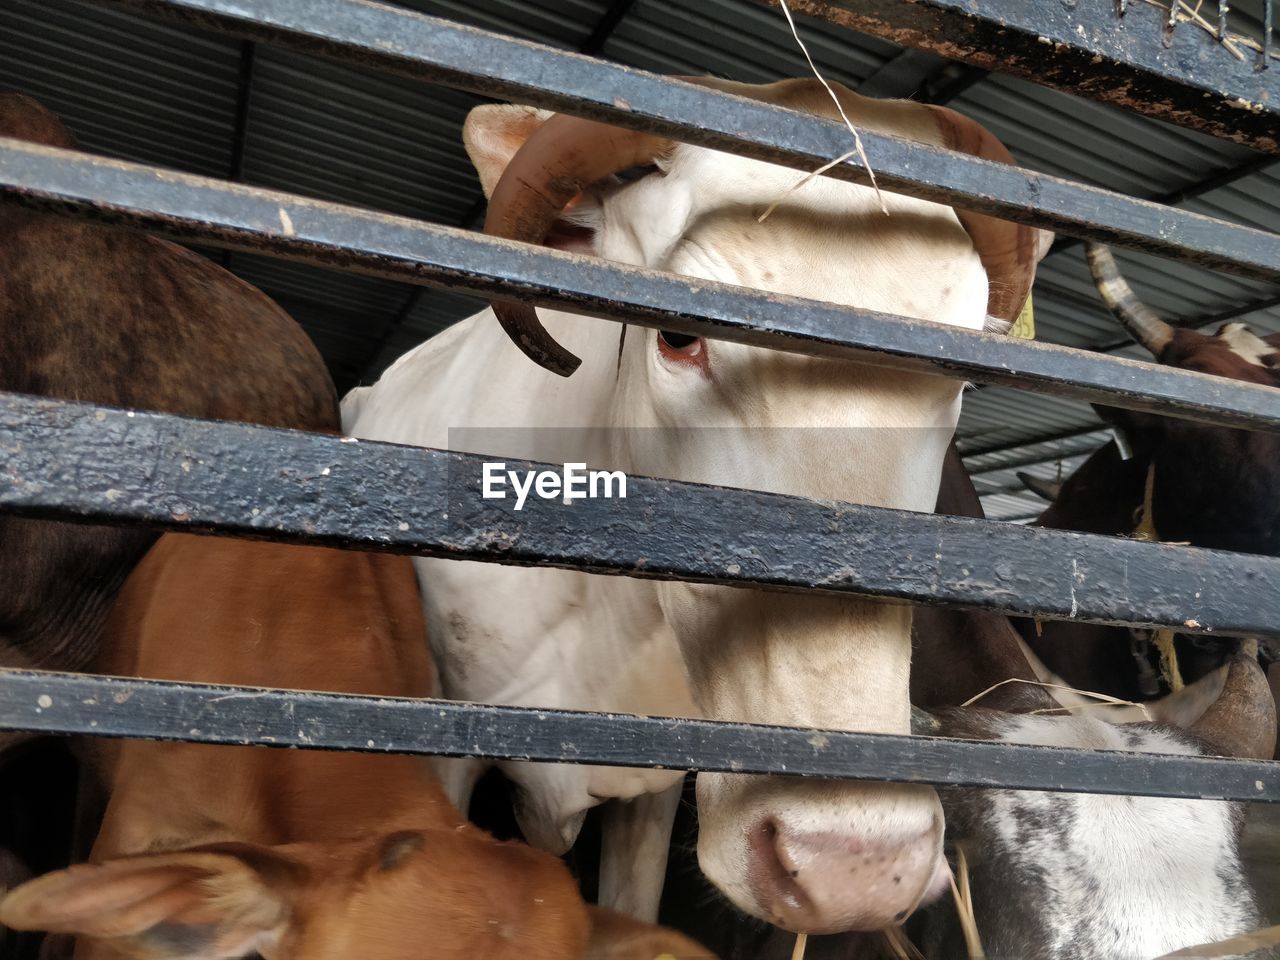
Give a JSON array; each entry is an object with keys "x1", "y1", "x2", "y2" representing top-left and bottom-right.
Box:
[
  {"x1": 773, "y1": 0, "x2": 1280, "y2": 155},
  {"x1": 3, "y1": 140, "x2": 1279, "y2": 432},
  {"x1": 92, "y1": 0, "x2": 1280, "y2": 279},
  {"x1": 3, "y1": 669, "x2": 1277, "y2": 802},
  {"x1": 3, "y1": 393, "x2": 1276, "y2": 638},
  {"x1": 3, "y1": 0, "x2": 1279, "y2": 803}
]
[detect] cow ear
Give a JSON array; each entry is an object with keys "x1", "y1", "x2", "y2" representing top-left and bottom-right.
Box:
[
  {"x1": 0, "y1": 846, "x2": 302, "y2": 959},
  {"x1": 464, "y1": 104, "x2": 555, "y2": 199},
  {"x1": 1146, "y1": 654, "x2": 1277, "y2": 760}
]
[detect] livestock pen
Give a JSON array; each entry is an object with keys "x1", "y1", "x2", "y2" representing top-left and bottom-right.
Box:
[{"x1": 1, "y1": 1, "x2": 1279, "y2": 958}]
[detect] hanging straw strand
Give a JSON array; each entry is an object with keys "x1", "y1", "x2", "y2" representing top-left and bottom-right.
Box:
[{"x1": 761, "y1": 0, "x2": 887, "y2": 222}]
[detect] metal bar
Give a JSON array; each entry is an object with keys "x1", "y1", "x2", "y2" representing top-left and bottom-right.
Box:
[
  {"x1": 227, "y1": 39, "x2": 257, "y2": 183},
  {"x1": 1092, "y1": 290, "x2": 1280, "y2": 355},
  {"x1": 768, "y1": 0, "x2": 1280, "y2": 154},
  {"x1": 93, "y1": 0, "x2": 1280, "y2": 278},
  {"x1": 1047, "y1": 153, "x2": 1280, "y2": 260},
  {"x1": 2, "y1": 670, "x2": 1276, "y2": 801},
  {"x1": 918, "y1": 63, "x2": 990, "y2": 104},
  {"x1": 3, "y1": 393, "x2": 1278, "y2": 637},
  {"x1": 5, "y1": 141, "x2": 1280, "y2": 435},
  {"x1": 959, "y1": 425, "x2": 1110, "y2": 461},
  {"x1": 967, "y1": 442, "x2": 1106, "y2": 477},
  {"x1": 856, "y1": 47, "x2": 951, "y2": 100},
  {"x1": 221, "y1": 39, "x2": 257, "y2": 271},
  {"x1": 580, "y1": 0, "x2": 639, "y2": 54},
  {"x1": 1265, "y1": 0, "x2": 1273, "y2": 69}
]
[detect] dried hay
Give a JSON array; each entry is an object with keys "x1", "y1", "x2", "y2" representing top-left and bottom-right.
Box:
[{"x1": 761, "y1": 0, "x2": 886, "y2": 223}]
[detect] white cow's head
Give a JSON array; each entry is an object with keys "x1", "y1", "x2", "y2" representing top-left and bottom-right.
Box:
[{"x1": 464, "y1": 78, "x2": 1050, "y2": 933}]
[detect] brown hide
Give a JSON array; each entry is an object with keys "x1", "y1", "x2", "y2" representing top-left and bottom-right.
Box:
[
  {"x1": 0, "y1": 535, "x2": 714, "y2": 960},
  {"x1": 1023, "y1": 328, "x2": 1280, "y2": 700},
  {"x1": 910, "y1": 443, "x2": 1039, "y2": 708},
  {"x1": 0, "y1": 94, "x2": 338, "y2": 683}
]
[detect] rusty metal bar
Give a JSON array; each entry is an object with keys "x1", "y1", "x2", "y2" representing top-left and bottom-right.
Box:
[
  {"x1": 4, "y1": 139, "x2": 1280, "y2": 433},
  {"x1": 92, "y1": 0, "x2": 1280, "y2": 278},
  {"x1": 769, "y1": 0, "x2": 1280, "y2": 154},
  {"x1": 3, "y1": 393, "x2": 1278, "y2": 638},
  {"x1": 2, "y1": 669, "x2": 1277, "y2": 801}
]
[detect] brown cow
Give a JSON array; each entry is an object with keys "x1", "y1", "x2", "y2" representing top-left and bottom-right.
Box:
[
  {"x1": 0, "y1": 92, "x2": 341, "y2": 946},
  {"x1": 0, "y1": 93, "x2": 338, "y2": 687},
  {"x1": 1020, "y1": 244, "x2": 1280, "y2": 702},
  {"x1": 0, "y1": 534, "x2": 715, "y2": 959}
]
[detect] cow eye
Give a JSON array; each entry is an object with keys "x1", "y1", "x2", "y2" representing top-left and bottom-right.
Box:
[{"x1": 658, "y1": 331, "x2": 699, "y2": 350}]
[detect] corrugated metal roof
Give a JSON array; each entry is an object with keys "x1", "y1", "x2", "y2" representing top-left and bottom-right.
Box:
[{"x1": 2, "y1": 0, "x2": 1277, "y2": 524}]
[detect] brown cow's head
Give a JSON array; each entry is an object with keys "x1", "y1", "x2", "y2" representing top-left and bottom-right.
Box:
[{"x1": 1064, "y1": 245, "x2": 1280, "y2": 556}]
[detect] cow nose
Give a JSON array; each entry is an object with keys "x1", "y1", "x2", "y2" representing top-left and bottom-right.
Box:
[{"x1": 746, "y1": 816, "x2": 942, "y2": 933}]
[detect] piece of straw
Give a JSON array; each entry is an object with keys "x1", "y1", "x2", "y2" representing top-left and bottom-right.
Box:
[
  {"x1": 882, "y1": 925, "x2": 927, "y2": 960},
  {"x1": 948, "y1": 846, "x2": 986, "y2": 960},
  {"x1": 960, "y1": 676, "x2": 1152, "y2": 720},
  {"x1": 761, "y1": 0, "x2": 887, "y2": 222},
  {"x1": 791, "y1": 932, "x2": 808, "y2": 960}
]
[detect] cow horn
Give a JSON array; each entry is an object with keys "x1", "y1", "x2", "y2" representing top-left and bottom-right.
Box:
[
  {"x1": 924, "y1": 105, "x2": 1051, "y2": 324},
  {"x1": 1085, "y1": 243, "x2": 1174, "y2": 357},
  {"x1": 483, "y1": 115, "x2": 675, "y2": 376},
  {"x1": 1184, "y1": 653, "x2": 1276, "y2": 761},
  {"x1": 1017, "y1": 471, "x2": 1062, "y2": 503}
]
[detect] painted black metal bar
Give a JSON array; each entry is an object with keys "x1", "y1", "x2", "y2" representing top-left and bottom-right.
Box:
[
  {"x1": 769, "y1": 0, "x2": 1280, "y2": 154},
  {"x1": 1264, "y1": 0, "x2": 1273, "y2": 69},
  {"x1": 967, "y1": 441, "x2": 1106, "y2": 478},
  {"x1": 3, "y1": 392, "x2": 1278, "y2": 637},
  {"x1": 959, "y1": 425, "x2": 1110, "y2": 462},
  {"x1": 1090, "y1": 289, "x2": 1280, "y2": 356},
  {"x1": 94, "y1": 0, "x2": 1280, "y2": 278},
  {"x1": 5, "y1": 140, "x2": 1280, "y2": 435},
  {"x1": 220, "y1": 38, "x2": 258, "y2": 272},
  {"x1": 918, "y1": 63, "x2": 990, "y2": 105},
  {"x1": 227, "y1": 39, "x2": 257, "y2": 183},
  {"x1": 581, "y1": 0, "x2": 639, "y2": 55},
  {"x1": 1047, "y1": 152, "x2": 1280, "y2": 260},
  {"x1": 2, "y1": 670, "x2": 1276, "y2": 801}
]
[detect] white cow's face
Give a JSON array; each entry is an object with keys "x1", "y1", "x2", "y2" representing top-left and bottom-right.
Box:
[
  {"x1": 464, "y1": 81, "x2": 1038, "y2": 932},
  {"x1": 591, "y1": 141, "x2": 983, "y2": 932}
]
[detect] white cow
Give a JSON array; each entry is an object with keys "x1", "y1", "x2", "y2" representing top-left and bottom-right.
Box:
[{"x1": 343, "y1": 77, "x2": 1049, "y2": 933}]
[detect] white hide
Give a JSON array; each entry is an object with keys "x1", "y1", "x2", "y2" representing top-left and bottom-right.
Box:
[
  {"x1": 343, "y1": 85, "x2": 992, "y2": 930},
  {"x1": 942, "y1": 714, "x2": 1260, "y2": 960}
]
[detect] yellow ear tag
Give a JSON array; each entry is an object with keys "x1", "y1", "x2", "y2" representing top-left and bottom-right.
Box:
[{"x1": 1010, "y1": 293, "x2": 1035, "y2": 340}]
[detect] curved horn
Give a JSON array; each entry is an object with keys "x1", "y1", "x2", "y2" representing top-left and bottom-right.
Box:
[
  {"x1": 1187, "y1": 653, "x2": 1276, "y2": 761},
  {"x1": 925, "y1": 105, "x2": 1051, "y2": 324},
  {"x1": 1017, "y1": 471, "x2": 1062, "y2": 503},
  {"x1": 484, "y1": 115, "x2": 674, "y2": 376},
  {"x1": 1085, "y1": 243, "x2": 1174, "y2": 357}
]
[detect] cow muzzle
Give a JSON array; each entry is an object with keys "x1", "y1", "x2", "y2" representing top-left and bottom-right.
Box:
[{"x1": 696, "y1": 774, "x2": 945, "y2": 933}]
